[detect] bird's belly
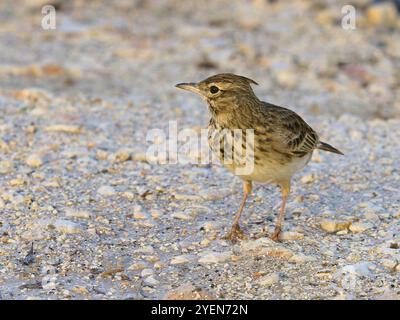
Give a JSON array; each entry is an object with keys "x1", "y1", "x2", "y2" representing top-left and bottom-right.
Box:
[
  {"x1": 224, "y1": 152, "x2": 312, "y2": 184},
  {"x1": 207, "y1": 125, "x2": 312, "y2": 183}
]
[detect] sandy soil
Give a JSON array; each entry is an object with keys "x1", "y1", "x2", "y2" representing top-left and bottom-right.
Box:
[{"x1": 0, "y1": 0, "x2": 399, "y2": 299}]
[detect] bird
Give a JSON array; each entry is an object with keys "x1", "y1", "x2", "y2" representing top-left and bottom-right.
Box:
[{"x1": 175, "y1": 73, "x2": 343, "y2": 242}]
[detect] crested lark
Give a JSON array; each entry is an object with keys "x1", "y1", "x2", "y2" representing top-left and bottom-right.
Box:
[{"x1": 176, "y1": 73, "x2": 343, "y2": 242}]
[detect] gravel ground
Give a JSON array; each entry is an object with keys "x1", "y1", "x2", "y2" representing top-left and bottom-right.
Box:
[{"x1": 0, "y1": 0, "x2": 399, "y2": 300}]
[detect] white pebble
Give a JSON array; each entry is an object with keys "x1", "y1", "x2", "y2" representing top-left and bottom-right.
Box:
[
  {"x1": 97, "y1": 185, "x2": 116, "y2": 196},
  {"x1": 258, "y1": 273, "x2": 280, "y2": 286},
  {"x1": 279, "y1": 231, "x2": 304, "y2": 241},
  {"x1": 53, "y1": 219, "x2": 82, "y2": 234},
  {"x1": 65, "y1": 208, "x2": 91, "y2": 219},
  {"x1": 144, "y1": 275, "x2": 159, "y2": 286},
  {"x1": 26, "y1": 154, "x2": 43, "y2": 168},
  {"x1": 349, "y1": 222, "x2": 372, "y2": 233},
  {"x1": 198, "y1": 251, "x2": 231, "y2": 264},
  {"x1": 141, "y1": 268, "x2": 154, "y2": 277},
  {"x1": 170, "y1": 254, "x2": 195, "y2": 265},
  {"x1": 171, "y1": 212, "x2": 191, "y2": 220}
]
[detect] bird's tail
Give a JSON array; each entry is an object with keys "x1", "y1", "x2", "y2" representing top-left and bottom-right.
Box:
[{"x1": 317, "y1": 141, "x2": 344, "y2": 155}]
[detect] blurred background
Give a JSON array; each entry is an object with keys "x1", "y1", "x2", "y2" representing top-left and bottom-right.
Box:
[{"x1": 0, "y1": 0, "x2": 399, "y2": 119}]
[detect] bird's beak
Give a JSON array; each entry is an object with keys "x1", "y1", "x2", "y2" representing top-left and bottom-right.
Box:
[{"x1": 175, "y1": 82, "x2": 201, "y2": 95}]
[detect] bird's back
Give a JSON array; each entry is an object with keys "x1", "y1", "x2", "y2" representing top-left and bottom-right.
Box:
[{"x1": 256, "y1": 101, "x2": 320, "y2": 158}]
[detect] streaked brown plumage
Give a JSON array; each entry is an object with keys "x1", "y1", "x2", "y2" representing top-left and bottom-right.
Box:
[{"x1": 176, "y1": 73, "x2": 343, "y2": 242}]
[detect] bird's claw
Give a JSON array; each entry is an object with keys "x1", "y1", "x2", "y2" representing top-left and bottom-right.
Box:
[
  {"x1": 270, "y1": 227, "x2": 282, "y2": 242},
  {"x1": 222, "y1": 223, "x2": 247, "y2": 243}
]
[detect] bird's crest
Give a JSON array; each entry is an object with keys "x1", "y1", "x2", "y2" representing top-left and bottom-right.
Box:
[{"x1": 203, "y1": 73, "x2": 258, "y2": 86}]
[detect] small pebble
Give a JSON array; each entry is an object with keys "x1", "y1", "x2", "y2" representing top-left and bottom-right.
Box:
[
  {"x1": 257, "y1": 272, "x2": 280, "y2": 286},
  {"x1": 97, "y1": 185, "x2": 116, "y2": 196},
  {"x1": 320, "y1": 220, "x2": 351, "y2": 233},
  {"x1": 349, "y1": 222, "x2": 372, "y2": 233},
  {"x1": 25, "y1": 154, "x2": 43, "y2": 168},
  {"x1": 198, "y1": 251, "x2": 232, "y2": 264}
]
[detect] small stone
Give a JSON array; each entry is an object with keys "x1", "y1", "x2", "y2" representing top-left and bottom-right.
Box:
[
  {"x1": 97, "y1": 185, "x2": 116, "y2": 196},
  {"x1": 44, "y1": 178, "x2": 60, "y2": 188},
  {"x1": 315, "y1": 270, "x2": 332, "y2": 279},
  {"x1": 198, "y1": 251, "x2": 231, "y2": 264},
  {"x1": 0, "y1": 139, "x2": 10, "y2": 153},
  {"x1": 257, "y1": 272, "x2": 280, "y2": 286},
  {"x1": 170, "y1": 254, "x2": 196, "y2": 265},
  {"x1": 337, "y1": 262, "x2": 375, "y2": 279},
  {"x1": 131, "y1": 153, "x2": 147, "y2": 162},
  {"x1": 133, "y1": 205, "x2": 150, "y2": 220},
  {"x1": 133, "y1": 212, "x2": 149, "y2": 220},
  {"x1": 144, "y1": 275, "x2": 159, "y2": 286},
  {"x1": 200, "y1": 238, "x2": 211, "y2": 246},
  {"x1": 186, "y1": 205, "x2": 211, "y2": 216},
  {"x1": 141, "y1": 268, "x2": 154, "y2": 277},
  {"x1": 301, "y1": 174, "x2": 315, "y2": 184},
  {"x1": 109, "y1": 149, "x2": 131, "y2": 163},
  {"x1": 41, "y1": 274, "x2": 57, "y2": 291},
  {"x1": 96, "y1": 150, "x2": 108, "y2": 160},
  {"x1": 122, "y1": 191, "x2": 135, "y2": 200},
  {"x1": 309, "y1": 194, "x2": 320, "y2": 201},
  {"x1": 154, "y1": 261, "x2": 165, "y2": 270},
  {"x1": 72, "y1": 286, "x2": 89, "y2": 295},
  {"x1": 44, "y1": 125, "x2": 81, "y2": 134},
  {"x1": 359, "y1": 202, "x2": 382, "y2": 221},
  {"x1": 65, "y1": 208, "x2": 91, "y2": 219},
  {"x1": 381, "y1": 259, "x2": 397, "y2": 270},
  {"x1": 364, "y1": 211, "x2": 380, "y2": 221},
  {"x1": 290, "y1": 253, "x2": 316, "y2": 264},
  {"x1": 320, "y1": 220, "x2": 351, "y2": 233},
  {"x1": 135, "y1": 245, "x2": 154, "y2": 255},
  {"x1": 9, "y1": 178, "x2": 26, "y2": 186},
  {"x1": 128, "y1": 261, "x2": 147, "y2": 271},
  {"x1": 171, "y1": 212, "x2": 191, "y2": 220},
  {"x1": 41, "y1": 265, "x2": 56, "y2": 275},
  {"x1": 199, "y1": 221, "x2": 222, "y2": 232},
  {"x1": 150, "y1": 209, "x2": 161, "y2": 219},
  {"x1": 240, "y1": 238, "x2": 275, "y2": 252},
  {"x1": 163, "y1": 284, "x2": 216, "y2": 300},
  {"x1": 366, "y1": 2, "x2": 398, "y2": 28},
  {"x1": 275, "y1": 69, "x2": 297, "y2": 89},
  {"x1": 21, "y1": 225, "x2": 47, "y2": 241},
  {"x1": 349, "y1": 222, "x2": 372, "y2": 233},
  {"x1": 0, "y1": 161, "x2": 14, "y2": 174},
  {"x1": 53, "y1": 219, "x2": 82, "y2": 234},
  {"x1": 25, "y1": 154, "x2": 43, "y2": 168},
  {"x1": 279, "y1": 231, "x2": 304, "y2": 241},
  {"x1": 144, "y1": 255, "x2": 159, "y2": 263}
]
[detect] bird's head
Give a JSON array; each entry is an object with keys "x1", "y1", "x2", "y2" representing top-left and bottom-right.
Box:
[{"x1": 175, "y1": 73, "x2": 259, "y2": 115}]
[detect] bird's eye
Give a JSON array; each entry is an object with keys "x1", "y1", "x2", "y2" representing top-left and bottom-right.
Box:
[{"x1": 209, "y1": 86, "x2": 219, "y2": 94}]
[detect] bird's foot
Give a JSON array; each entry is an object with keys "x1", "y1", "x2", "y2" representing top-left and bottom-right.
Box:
[
  {"x1": 222, "y1": 223, "x2": 247, "y2": 243},
  {"x1": 270, "y1": 227, "x2": 282, "y2": 242}
]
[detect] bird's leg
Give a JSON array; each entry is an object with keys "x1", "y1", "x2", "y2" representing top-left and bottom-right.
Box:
[
  {"x1": 271, "y1": 181, "x2": 291, "y2": 242},
  {"x1": 222, "y1": 180, "x2": 252, "y2": 243}
]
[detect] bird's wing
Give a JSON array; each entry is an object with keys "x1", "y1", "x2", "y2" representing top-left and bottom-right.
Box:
[{"x1": 260, "y1": 102, "x2": 319, "y2": 157}]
